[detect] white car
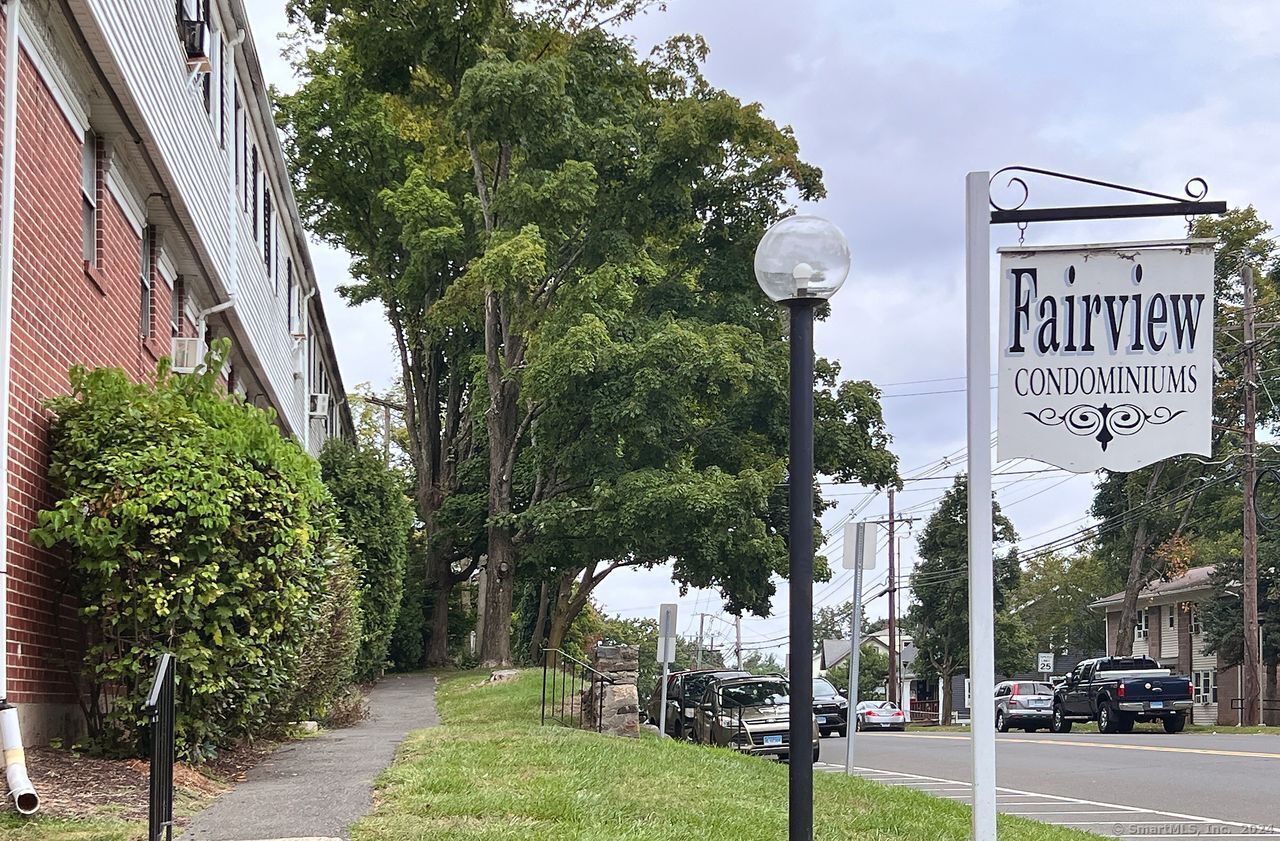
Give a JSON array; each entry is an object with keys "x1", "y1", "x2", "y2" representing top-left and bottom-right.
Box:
[{"x1": 854, "y1": 700, "x2": 907, "y2": 731}]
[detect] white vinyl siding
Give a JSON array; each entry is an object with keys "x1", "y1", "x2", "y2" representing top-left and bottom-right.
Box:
[
  {"x1": 1162, "y1": 605, "x2": 1179, "y2": 660},
  {"x1": 88, "y1": 0, "x2": 307, "y2": 436},
  {"x1": 1191, "y1": 636, "x2": 1217, "y2": 724}
]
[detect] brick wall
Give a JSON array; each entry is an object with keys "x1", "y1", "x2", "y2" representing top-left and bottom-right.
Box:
[{"x1": 4, "y1": 33, "x2": 179, "y2": 706}]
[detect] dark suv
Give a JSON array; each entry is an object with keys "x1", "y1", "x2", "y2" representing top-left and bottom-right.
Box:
[{"x1": 812, "y1": 677, "x2": 849, "y2": 737}]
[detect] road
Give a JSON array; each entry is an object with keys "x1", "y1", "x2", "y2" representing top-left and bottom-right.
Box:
[{"x1": 817, "y1": 727, "x2": 1280, "y2": 838}]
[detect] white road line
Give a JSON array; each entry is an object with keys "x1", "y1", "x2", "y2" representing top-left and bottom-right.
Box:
[{"x1": 844, "y1": 765, "x2": 1270, "y2": 832}]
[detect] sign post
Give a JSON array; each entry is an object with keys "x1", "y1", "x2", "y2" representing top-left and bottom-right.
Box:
[
  {"x1": 967, "y1": 166, "x2": 1224, "y2": 840},
  {"x1": 842, "y1": 521, "x2": 877, "y2": 774},
  {"x1": 657, "y1": 603, "x2": 678, "y2": 739}
]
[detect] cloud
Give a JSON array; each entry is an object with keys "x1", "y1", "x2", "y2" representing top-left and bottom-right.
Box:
[{"x1": 242, "y1": 0, "x2": 1280, "y2": 644}]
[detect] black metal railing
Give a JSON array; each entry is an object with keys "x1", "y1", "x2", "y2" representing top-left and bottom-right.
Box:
[
  {"x1": 540, "y1": 648, "x2": 616, "y2": 732},
  {"x1": 144, "y1": 653, "x2": 176, "y2": 841},
  {"x1": 1230, "y1": 697, "x2": 1280, "y2": 712}
]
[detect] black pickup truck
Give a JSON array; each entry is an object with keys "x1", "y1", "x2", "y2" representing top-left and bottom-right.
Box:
[{"x1": 1052, "y1": 656, "x2": 1193, "y2": 734}]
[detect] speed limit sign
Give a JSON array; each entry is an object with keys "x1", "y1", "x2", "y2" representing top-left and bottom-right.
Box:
[{"x1": 1037, "y1": 652, "x2": 1054, "y2": 673}]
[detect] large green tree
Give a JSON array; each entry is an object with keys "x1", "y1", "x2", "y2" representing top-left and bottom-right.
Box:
[
  {"x1": 1094, "y1": 207, "x2": 1280, "y2": 655},
  {"x1": 905, "y1": 475, "x2": 1022, "y2": 722},
  {"x1": 281, "y1": 1, "x2": 898, "y2": 667}
]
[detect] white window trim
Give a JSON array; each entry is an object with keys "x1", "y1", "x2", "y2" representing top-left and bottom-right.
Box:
[
  {"x1": 17, "y1": 15, "x2": 90, "y2": 135},
  {"x1": 106, "y1": 150, "x2": 147, "y2": 237},
  {"x1": 1135, "y1": 608, "x2": 1149, "y2": 641},
  {"x1": 157, "y1": 245, "x2": 178, "y2": 290}
]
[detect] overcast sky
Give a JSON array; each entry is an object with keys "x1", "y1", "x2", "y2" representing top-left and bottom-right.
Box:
[{"x1": 246, "y1": 2, "x2": 1280, "y2": 661}]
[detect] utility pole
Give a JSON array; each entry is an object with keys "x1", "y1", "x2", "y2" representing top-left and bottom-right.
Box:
[
  {"x1": 382, "y1": 403, "x2": 391, "y2": 467},
  {"x1": 735, "y1": 617, "x2": 743, "y2": 671},
  {"x1": 1243, "y1": 265, "x2": 1261, "y2": 727},
  {"x1": 887, "y1": 488, "x2": 898, "y2": 705},
  {"x1": 695, "y1": 614, "x2": 706, "y2": 669}
]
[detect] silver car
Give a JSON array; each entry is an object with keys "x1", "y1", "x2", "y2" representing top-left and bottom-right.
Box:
[{"x1": 994, "y1": 680, "x2": 1055, "y2": 732}]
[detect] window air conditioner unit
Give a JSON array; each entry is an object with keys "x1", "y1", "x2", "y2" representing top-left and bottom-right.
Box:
[
  {"x1": 171, "y1": 336, "x2": 202, "y2": 374},
  {"x1": 178, "y1": 7, "x2": 210, "y2": 74},
  {"x1": 309, "y1": 393, "x2": 330, "y2": 418}
]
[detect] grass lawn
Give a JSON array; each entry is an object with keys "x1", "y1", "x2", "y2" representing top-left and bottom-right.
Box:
[
  {"x1": 0, "y1": 815, "x2": 140, "y2": 841},
  {"x1": 353, "y1": 671, "x2": 1099, "y2": 841}
]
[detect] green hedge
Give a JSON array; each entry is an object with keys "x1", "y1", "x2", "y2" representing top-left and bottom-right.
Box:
[
  {"x1": 32, "y1": 344, "x2": 359, "y2": 757},
  {"x1": 319, "y1": 439, "x2": 414, "y2": 681}
]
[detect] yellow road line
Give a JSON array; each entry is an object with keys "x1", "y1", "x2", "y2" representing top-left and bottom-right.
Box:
[{"x1": 888, "y1": 732, "x2": 1280, "y2": 759}]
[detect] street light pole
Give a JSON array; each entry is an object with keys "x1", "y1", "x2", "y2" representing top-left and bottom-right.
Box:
[
  {"x1": 755, "y1": 214, "x2": 851, "y2": 841},
  {"x1": 787, "y1": 297, "x2": 817, "y2": 841}
]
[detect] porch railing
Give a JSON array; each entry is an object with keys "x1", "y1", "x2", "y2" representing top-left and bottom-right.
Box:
[{"x1": 540, "y1": 648, "x2": 616, "y2": 732}]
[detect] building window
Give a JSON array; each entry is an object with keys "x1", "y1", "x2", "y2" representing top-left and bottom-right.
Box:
[
  {"x1": 1168, "y1": 605, "x2": 1176, "y2": 630},
  {"x1": 1190, "y1": 607, "x2": 1202, "y2": 636},
  {"x1": 287, "y1": 270, "x2": 296, "y2": 333},
  {"x1": 218, "y1": 40, "x2": 227, "y2": 146},
  {"x1": 282, "y1": 256, "x2": 291, "y2": 299},
  {"x1": 81, "y1": 130, "x2": 97, "y2": 264},
  {"x1": 1192, "y1": 670, "x2": 1217, "y2": 705},
  {"x1": 251, "y1": 146, "x2": 259, "y2": 238},
  {"x1": 263, "y1": 189, "x2": 273, "y2": 268},
  {"x1": 139, "y1": 226, "x2": 153, "y2": 338},
  {"x1": 234, "y1": 90, "x2": 241, "y2": 187},
  {"x1": 243, "y1": 109, "x2": 251, "y2": 211},
  {"x1": 1135, "y1": 608, "x2": 1148, "y2": 641}
]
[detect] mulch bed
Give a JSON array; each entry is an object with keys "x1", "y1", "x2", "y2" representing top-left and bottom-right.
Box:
[{"x1": 0, "y1": 740, "x2": 280, "y2": 821}]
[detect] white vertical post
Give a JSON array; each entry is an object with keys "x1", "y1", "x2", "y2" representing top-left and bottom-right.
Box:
[
  {"x1": 966, "y1": 170, "x2": 997, "y2": 841},
  {"x1": 658, "y1": 659, "x2": 670, "y2": 738},
  {"x1": 844, "y1": 537, "x2": 864, "y2": 774}
]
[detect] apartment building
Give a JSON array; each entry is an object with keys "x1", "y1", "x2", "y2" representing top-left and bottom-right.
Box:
[
  {"x1": 0, "y1": 0, "x2": 353, "y2": 742},
  {"x1": 1092, "y1": 566, "x2": 1265, "y2": 726}
]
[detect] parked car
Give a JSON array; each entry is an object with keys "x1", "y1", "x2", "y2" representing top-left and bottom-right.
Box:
[
  {"x1": 645, "y1": 669, "x2": 749, "y2": 739},
  {"x1": 692, "y1": 675, "x2": 820, "y2": 763},
  {"x1": 853, "y1": 700, "x2": 907, "y2": 731},
  {"x1": 812, "y1": 677, "x2": 849, "y2": 737},
  {"x1": 1052, "y1": 656, "x2": 1194, "y2": 734},
  {"x1": 994, "y1": 681, "x2": 1055, "y2": 732}
]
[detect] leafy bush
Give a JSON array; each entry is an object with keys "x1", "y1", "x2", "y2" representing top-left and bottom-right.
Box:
[
  {"x1": 285, "y1": 537, "x2": 363, "y2": 721},
  {"x1": 319, "y1": 439, "x2": 414, "y2": 681},
  {"x1": 31, "y1": 344, "x2": 347, "y2": 757},
  {"x1": 387, "y1": 561, "x2": 427, "y2": 671}
]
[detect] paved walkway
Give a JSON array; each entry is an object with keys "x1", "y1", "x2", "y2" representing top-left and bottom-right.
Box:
[{"x1": 183, "y1": 672, "x2": 438, "y2": 841}]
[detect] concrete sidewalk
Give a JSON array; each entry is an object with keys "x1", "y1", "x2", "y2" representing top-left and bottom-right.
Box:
[{"x1": 182, "y1": 672, "x2": 438, "y2": 841}]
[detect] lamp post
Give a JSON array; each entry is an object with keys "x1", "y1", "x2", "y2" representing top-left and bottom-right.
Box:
[{"x1": 755, "y1": 215, "x2": 851, "y2": 841}]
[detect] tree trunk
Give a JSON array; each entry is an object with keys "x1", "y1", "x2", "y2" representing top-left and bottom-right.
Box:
[
  {"x1": 528, "y1": 581, "x2": 550, "y2": 664},
  {"x1": 941, "y1": 673, "x2": 953, "y2": 726},
  {"x1": 425, "y1": 543, "x2": 453, "y2": 667},
  {"x1": 1113, "y1": 462, "x2": 1167, "y2": 656},
  {"x1": 545, "y1": 572, "x2": 576, "y2": 657},
  {"x1": 478, "y1": 289, "x2": 522, "y2": 667}
]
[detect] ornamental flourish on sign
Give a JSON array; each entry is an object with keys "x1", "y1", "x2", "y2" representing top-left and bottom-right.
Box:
[{"x1": 1022, "y1": 403, "x2": 1187, "y2": 452}]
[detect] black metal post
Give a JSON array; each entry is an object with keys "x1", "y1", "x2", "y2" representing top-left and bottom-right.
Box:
[
  {"x1": 787, "y1": 299, "x2": 817, "y2": 841},
  {"x1": 541, "y1": 653, "x2": 549, "y2": 726}
]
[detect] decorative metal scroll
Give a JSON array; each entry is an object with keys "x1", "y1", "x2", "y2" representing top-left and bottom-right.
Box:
[
  {"x1": 987, "y1": 166, "x2": 1226, "y2": 225},
  {"x1": 1023, "y1": 404, "x2": 1187, "y2": 452}
]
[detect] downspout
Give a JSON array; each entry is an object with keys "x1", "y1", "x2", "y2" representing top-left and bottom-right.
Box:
[
  {"x1": 0, "y1": 0, "x2": 40, "y2": 815},
  {"x1": 299, "y1": 287, "x2": 316, "y2": 451},
  {"x1": 195, "y1": 29, "x2": 245, "y2": 361}
]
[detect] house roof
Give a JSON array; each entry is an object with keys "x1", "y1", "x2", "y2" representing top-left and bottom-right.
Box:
[
  {"x1": 820, "y1": 633, "x2": 917, "y2": 672},
  {"x1": 1090, "y1": 564, "x2": 1218, "y2": 611}
]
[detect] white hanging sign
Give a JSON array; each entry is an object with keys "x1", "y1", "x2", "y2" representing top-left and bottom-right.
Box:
[{"x1": 997, "y1": 239, "x2": 1216, "y2": 473}]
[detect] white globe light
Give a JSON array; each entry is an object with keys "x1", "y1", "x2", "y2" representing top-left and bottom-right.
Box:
[{"x1": 753, "y1": 215, "x2": 851, "y2": 302}]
